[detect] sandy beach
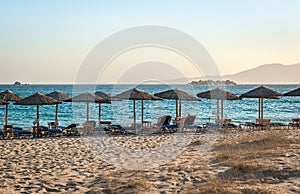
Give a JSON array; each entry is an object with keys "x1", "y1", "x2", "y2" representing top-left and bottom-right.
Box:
[{"x1": 0, "y1": 128, "x2": 299, "y2": 193}]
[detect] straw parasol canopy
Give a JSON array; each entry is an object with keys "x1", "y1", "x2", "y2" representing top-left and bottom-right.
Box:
[
  {"x1": 0, "y1": 90, "x2": 23, "y2": 125},
  {"x1": 64, "y1": 92, "x2": 109, "y2": 122},
  {"x1": 197, "y1": 87, "x2": 241, "y2": 120},
  {"x1": 46, "y1": 91, "x2": 70, "y2": 128},
  {"x1": 95, "y1": 91, "x2": 121, "y2": 101},
  {"x1": 0, "y1": 89, "x2": 23, "y2": 101},
  {"x1": 284, "y1": 87, "x2": 300, "y2": 96},
  {"x1": 46, "y1": 91, "x2": 70, "y2": 101},
  {"x1": 14, "y1": 92, "x2": 60, "y2": 127},
  {"x1": 240, "y1": 85, "x2": 282, "y2": 119},
  {"x1": 114, "y1": 88, "x2": 161, "y2": 128},
  {"x1": 154, "y1": 88, "x2": 199, "y2": 118}
]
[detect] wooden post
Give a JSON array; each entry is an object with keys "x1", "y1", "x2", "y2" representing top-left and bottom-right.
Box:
[
  {"x1": 141, "y1": 100, "x2": 144, "y2": 126},
  {"x1": 55, "y1": 103, "x2": 58, "y2": 128},
  {"x1": 258, "y1": 98, "x2": 261, "y2": 119},
  {"x1": 133, "y1": 100, "x2": 136, "y2": 128},
  {"x1": 261, "y1": 98, "x2": 264, "y2": 119},
  {"x1": 221, "y1": 100, "x2": 224, "y2": 120},
  {"x1": 5, "y1": 103, "x2": 8, "y2": 126},
  {"x1": 37, "y1": 105, "x2": 39, "y2": 127},
  {"x1": 86, "y1": 102, "x2": 89, "y2": 122},
  {"x1": 98, "y1": 103, "x2": 101, "y2": 124},
  {"x1": 176, "y1": 99, "x2": 178, "y2": 118},
  {"x1": 179, "y1": 100, "x2": 182, "y2": 117},
  {"x1": 216, "y1": 99, "x2": 220, "y2": 121}
]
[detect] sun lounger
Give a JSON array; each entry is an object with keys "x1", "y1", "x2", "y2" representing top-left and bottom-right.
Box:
[
  {"x1": 108, "y1": 124, "x2": 135, "y2": 135},
  {"x1": 240, "y1": 119, "x2": 271, "y2": 130},
  {"x1": 241, "y1": 122, "x2": 260, "y2": 130},
  {"x1": 13, "y1": 127, "x2": 33, "y2": 138},
  {"x1": 46, "y1": 127, "x2": 63, "y2": 137},
  {"x1": 161, "y1": 125, "x2": 178, "y2": 133},
  {"x1": 63, "y1": 123, "x2": 79, "y2": 136},
  {"x1": 205, "y1": 123, "x2": 223, "y2": 129},
  {"x1": 156, "y1": 115, "x2": 176, "y2": 133},
  {"x1": 270, "y1": 122, "x2": 287, "y2": 130},
  {"x1": 223, "y1": 123, "x2": 239, "y2": 130},
  {"x1": 162, "y1": 115, "x2": 198, "y2": 133},
  {"x1": 143, "y1": 115, "x2": 171, "y2": 134},
  {"x1": 181, "y1": 115, "x2": 197, "y2": 132}
]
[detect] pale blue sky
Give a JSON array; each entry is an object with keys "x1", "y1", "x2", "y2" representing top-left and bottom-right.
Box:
[{"x1": 1, "y1": 0, "x2": 300, "y2": 83}]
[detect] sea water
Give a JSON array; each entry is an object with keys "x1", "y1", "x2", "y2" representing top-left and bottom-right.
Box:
[{"x1": 0, "y1": 84, "x2": 299, "y2": 128}]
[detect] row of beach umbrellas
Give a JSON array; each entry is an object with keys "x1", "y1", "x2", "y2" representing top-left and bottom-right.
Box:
[{"x1": 0, "y1": 86, "x2": 300, "y2": 128}]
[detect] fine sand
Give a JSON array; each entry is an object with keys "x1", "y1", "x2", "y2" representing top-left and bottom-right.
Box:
[{"x1": 0, "y1": 129, "x2": 299, "y2": 193}]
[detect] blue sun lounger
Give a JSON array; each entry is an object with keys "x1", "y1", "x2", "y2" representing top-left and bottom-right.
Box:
[{"x1": 13, "y1": 127, "x2": 33, "y2": 138}]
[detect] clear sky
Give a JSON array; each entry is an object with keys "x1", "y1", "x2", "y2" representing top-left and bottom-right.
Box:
[{"x1": 1, "y1": 0, "x2": 300, "y2": 84}]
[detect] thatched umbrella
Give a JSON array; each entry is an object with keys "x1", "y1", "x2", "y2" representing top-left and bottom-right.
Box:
[
  {"x1": 14, "y1": 92, "x2": 60, "y2": 127},
  {"x1": 46, "y1": 91, "x2": 70, "y2": 128},
  {"x1": 95, "y1": 91, "x2": 115, "y2": 101},
  {"x1": 64, "y1": 92, "x2": 109, "y2": 122},
  {"x1": 197, "y1": 87, "x2": 241, "y2": 120},
  {"x1": 154, "y1": 88, "x2": 199, "y2": 118},
  {"x1": 240, "y1": 86, "x2": 282, "y2": 119},
  {"x1": 284, "y1": 87, "x2": 300, "y2": 96},
  {"x1": 46, "y1": 91, "x2": 70, "y2": 101},
  {"x1": 0, "y1": 89, "x2": 23, "y2": 101},
  {"x1": 114, "y1": 88, "x2": 161, "y2": 128},
  {"x1": 0, "y1": 90, "x2": 23, "y2": 125}
]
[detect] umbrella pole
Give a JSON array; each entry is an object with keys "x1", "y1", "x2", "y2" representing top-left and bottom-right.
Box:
[
  {"x1": 36, "y1": 105, "x2": 40, "y2": 138},
  {"x1": 179, "y1": 100, "x2": 182, "y2": 117},
  {"x1": 261, "y1": 98, "x2": 264, "y2": 119},
  {"x1": 5, "y1": 103, "x2": 8, "y2": 126},
  {"x1": 176, "y1": 99, "x2": 178, "y2": 118},
  {"x1": 258, "y1": 98, "x2": 261, "y2": 119},
  {"x1": 98, "y1": 103, "x2": 101, "y2": 124},
  {"x1": 55, "y1": 104, "x2": 58, "y2": 128},
  {"x1": 216, "y1": 99, "x2": 220, "y2": 121},
  {"x1": 133, "y1": 100, "x2": 136, "y2": 128},
  {"x1": 37, "y1": 105, "x2": 39, "y2": 127},
  {"x1": 221, "y1": 100, "x2": 224, "y2": 120},
  {"x1": 141, "y1": 100, "x2": 144, "y2": 126},
  {"x1": 86, "y1": 102, "x2": 89, "y2": 122}
]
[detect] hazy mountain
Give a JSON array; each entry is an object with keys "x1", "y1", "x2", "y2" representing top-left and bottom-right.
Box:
[
  {"x1": 223, "y1": 63, "x2": 300, "y2": 84},
  {"x1": 164, "y1": 63, "x2": 300, "y2": 84}
]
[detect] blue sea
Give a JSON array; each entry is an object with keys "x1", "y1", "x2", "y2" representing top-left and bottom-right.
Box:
[{"x1": 0, "y1": 84, "x2": 299, "y2": 128}]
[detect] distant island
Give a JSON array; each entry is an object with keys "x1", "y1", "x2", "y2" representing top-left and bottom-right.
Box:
[
  {"x1": 14, "y1": 81, "x2": 22, "y2": 86},
  {"x1": 188, "y1": 79, "x2": 237, "y2": 85},
  {"x1": 13, "y1": 81, "x2": 29, "y2": 86}
]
